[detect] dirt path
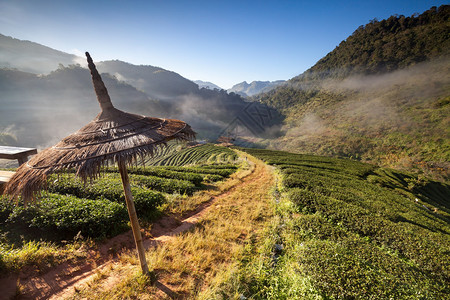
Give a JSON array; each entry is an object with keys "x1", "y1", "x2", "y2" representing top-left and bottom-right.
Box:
[{"x1": 1, "y1": 156, "x2": 269, "y2": 300}]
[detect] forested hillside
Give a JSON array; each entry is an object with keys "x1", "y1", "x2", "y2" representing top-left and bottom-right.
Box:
[
  {"x1": 253, "y1": 5, "x2": 450, "y2": 180},
  {"x1": 298, "y1": 5, "x2": 449, "y2": 82}
]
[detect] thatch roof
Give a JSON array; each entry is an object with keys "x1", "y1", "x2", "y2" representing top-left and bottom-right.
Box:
[{"x1": 4, "y1": 52, "x2": 195, "y2": 203}]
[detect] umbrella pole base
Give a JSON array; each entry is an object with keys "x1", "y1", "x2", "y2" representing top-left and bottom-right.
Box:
[{"x1": 118, "y1": 159, "x2": 150, "y2": 275}]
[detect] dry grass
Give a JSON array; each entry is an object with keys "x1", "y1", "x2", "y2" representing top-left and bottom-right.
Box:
[
  {"x1": 66, "y1": 263, "x2": 158, "y2": 300},
  {"x1": 68, "y1": 153, "x2": 275, "y2": 299}
]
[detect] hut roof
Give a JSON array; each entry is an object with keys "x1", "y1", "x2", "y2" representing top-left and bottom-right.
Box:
[{"x1": 4, "y1": 52, "x2": 195, "y2": 202}]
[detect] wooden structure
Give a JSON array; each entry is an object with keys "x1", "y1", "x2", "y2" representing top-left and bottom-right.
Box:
[
  {"x1": 3, "y1": 52, "x2": 195, "y2": 274},
  {"x1": 0, "y1": 170, "x2": 15, "y2": 193},
  {"x1": 0, "y1": 146, "x2": 37, "y2": 165}
]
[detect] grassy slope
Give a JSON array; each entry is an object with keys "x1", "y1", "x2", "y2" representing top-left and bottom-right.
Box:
[
  {"x1": 253, "y1": 5, "x2": 450, "y2": 181},
  {"x1": 207, "y1": 148, "x2": 449, "y2": 299}
]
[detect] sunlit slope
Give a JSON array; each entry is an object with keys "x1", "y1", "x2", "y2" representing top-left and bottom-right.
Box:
[{"x1": 252, "y1": 5, "x2": 450, "y2": 180}]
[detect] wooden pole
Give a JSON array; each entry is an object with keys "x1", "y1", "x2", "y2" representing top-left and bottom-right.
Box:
[{"x1": 118, "y1": 159, "x2": 149, "y2": 275}]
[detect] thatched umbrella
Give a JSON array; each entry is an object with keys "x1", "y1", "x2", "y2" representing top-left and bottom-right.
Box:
[{"x1": 3, "y1": 52, "x2": 195, "y2": 274}]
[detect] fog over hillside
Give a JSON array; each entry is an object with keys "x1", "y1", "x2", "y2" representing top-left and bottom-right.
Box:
[
  {"x1": 0, "y1": 35, "x2": 283, "y2": 151},
  {"x1": 0, "y1": 34, "x2": 80, "y2": 74},
  {"x1": 247, "y1": 5, "x2": 450, "y2": 180},
  {"x1": 0, "y1": 66, "x2": 163, "y2": 148},
  {"x1": 260, "y1": 57, "x2": 450, "y2": 180}
]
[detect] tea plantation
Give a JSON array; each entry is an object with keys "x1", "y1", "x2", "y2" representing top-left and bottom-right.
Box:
[
  {"x1": 1, "y1": 145, "x2": 449, "y2": 298},
  {"x1": 225, "y1": 148, "x2": 450, "y2": 299},
  {"x1": 0, "y1": 146, "x2": 239, "y2": 273},
  {"x1": 147, "y1": 143, "x2": 238, "y2": 166}
]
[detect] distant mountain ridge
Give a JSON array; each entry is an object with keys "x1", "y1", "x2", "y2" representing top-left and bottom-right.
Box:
[
  {"x1": 0, "y1": 35, "x2": 283, "y2": 149},
  {"x1": 0, "y1": 33, "x2": 79, "y2": 74},
  {"x1": 228, "y1": 80, "x2": 285, "y2": 97},
  {"x1": 97, "y1": 60, "x2": 199, "y2": 100},
  {"x1": 194, "y1": 80, "x2": 222, "y2": 90}
]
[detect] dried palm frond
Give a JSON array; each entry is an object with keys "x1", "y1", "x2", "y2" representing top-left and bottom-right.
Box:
[{"x1": 4, "y1": 52, "x2": 195, "y2": 203}]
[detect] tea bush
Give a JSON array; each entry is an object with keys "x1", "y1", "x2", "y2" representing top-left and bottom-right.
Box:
[
  {"x1": 130, "y1": 174, "x2": 197, "y2": 195},
  {"x1": 127, "y1": 167, "x2": 204, "y2": 186},
  {"x1": 6, "y1": 193, "x2": 127, "y2": 238},
  {"x1": 0, "y1": 198, "x2": 14, "y2": 224},
  {"x1": 196, "y1": 164, "x2": 238, "y2": 170},
  {"x1": 48, "y1": 174, "x2": 165, "y2": 216},
  {"x1": 164, "y1": 166, "x2": 236, "y2": 177}
]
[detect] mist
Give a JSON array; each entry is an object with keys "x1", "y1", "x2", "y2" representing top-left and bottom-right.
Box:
[
  {"x1": 285, "y1": 57, "x2": 449, "y2": 130},
  {"x1": 0, "y1": 34, "x2": 79, "y2": 75},
  {"x1": 272, "y1": 56, "x2": 449, "y2": 179},
  {"x1": 0, "y1": 64, "x2": 283, "y2": 158}
]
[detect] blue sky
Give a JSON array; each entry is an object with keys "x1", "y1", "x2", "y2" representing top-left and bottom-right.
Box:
[{"x1": 0, "y1": 0, "x2": 447, "y2": 88}]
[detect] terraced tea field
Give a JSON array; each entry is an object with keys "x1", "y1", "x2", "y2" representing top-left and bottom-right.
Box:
[
  {"x1": 147, "y1": 143, "x2": 238, "y2": 166},
  {"x1": 1, "y1": 147, "x2": 449, "y2": 299},
  {"x1": 213, "y1": 148, "x2": 450, "y2": 299},
  {"x1": 0, "y1": 145, "x2": 239, "y2": 275}
]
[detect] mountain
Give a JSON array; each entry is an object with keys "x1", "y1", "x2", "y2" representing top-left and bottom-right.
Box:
[
  {"x1": 0, "y1": 34, "x2": 80, "y2": 74},
  {"x1": 97, "y1": 60, "x2": 199, "y2": 100},
  {"x1": 194, "y1": 80, "x2": 222, "y2": 90},
  {"x1": 0, "y1": 36, "x2": 283, "y2": 150},
  {"x1": 252, "y1": 5, "x2": 450, "y2": 180},
  {"x1": 80, "y1": 61, "x2": 284, "y2": 141},
  {"x1": 0, "y1": 66, "x2": 166, "y2": 148},
  {"x1": 228, "y1": 80, "x2": 285, "y2": 97},
  {"x1": 295, "y1": 5, "x2": 450, "y2": 82}
]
